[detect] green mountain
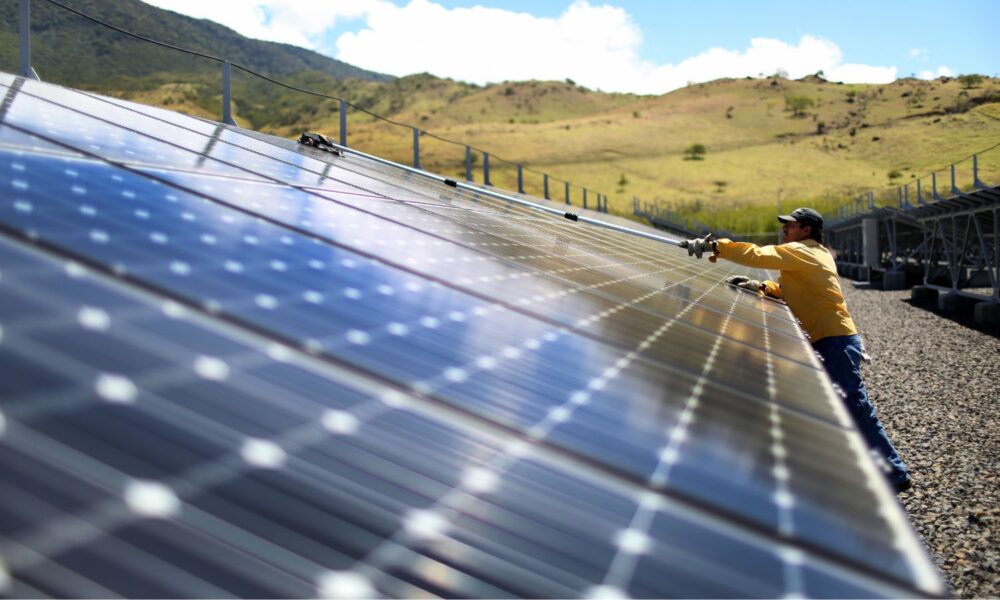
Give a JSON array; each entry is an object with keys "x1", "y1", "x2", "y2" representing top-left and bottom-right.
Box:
[{"x1": 0, "y1": 0, "x2": 392, "y2": 85}]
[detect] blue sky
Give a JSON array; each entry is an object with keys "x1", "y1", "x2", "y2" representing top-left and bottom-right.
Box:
[{"x1": 146, "y1": 0, "x2": 999, "y2": 94}]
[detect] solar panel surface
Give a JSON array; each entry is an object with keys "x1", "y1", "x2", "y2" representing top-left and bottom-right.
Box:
[{"x1": 0, "y1": 73, "x2": 944, "y2": 598}]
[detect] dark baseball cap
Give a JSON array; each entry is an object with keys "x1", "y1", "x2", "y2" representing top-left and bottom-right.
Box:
[{"x1": 778, "y1": 207, "x2": 823, "y2": 228}]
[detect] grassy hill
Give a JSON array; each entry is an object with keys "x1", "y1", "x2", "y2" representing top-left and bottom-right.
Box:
[
  {"x1": 3, "y1": 1, "x2": 998, "y2": 233},
  {"x1": 70, "y1": 72, "x2": 1000, "y2": 234},
  {"x1": 325, "y1": 75, "x2": 1000, "y2": 233}
]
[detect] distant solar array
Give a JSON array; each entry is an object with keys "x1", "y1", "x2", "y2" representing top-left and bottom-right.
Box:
[{"x1": 0, "y1": 73, "x2": 944, "y2": 598}]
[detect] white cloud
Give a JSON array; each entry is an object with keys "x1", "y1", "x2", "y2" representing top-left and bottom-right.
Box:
[
  {"x1": 909, "y1": 48, "x2": 928, "y2": 60},
  {"x1": 825, "y1": 63, "x2": 898, "y2": 83},
  {"x1": 141, "y1": 0, "x2": 382, "y2": 48},
  {"x1": 334, "y1": 1, "x2": 896, "y2": 93},
  {"x1": 917, "y1": 66, "x2": 955, "y2": 80},
  {"x1": 142, "y1": 0, "x2": 900, "y2": 94}
]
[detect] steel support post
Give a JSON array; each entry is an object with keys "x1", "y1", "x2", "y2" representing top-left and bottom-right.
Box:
[
  {"x1": 565, "y1": 182, "x2": 570, "y2": 206},
  {"x1": 465, "y1": 146, "x2": 472, "y2": 181},
  {"x1": 412, "y1": 128, "x2": 420, "y2": 169},
  {"x1": 922, "y1": 220, "x2": 931, "y2": 285},
  {"x1": 339, "y1": 99, "x2": 348, "y2": 147},
  {"x1": 971, "y1": 212, "x2": 996, "y2": 297},
  {"x1": 483, "y1": 153, "x2": 491, "y2": 186},
  {"x1": 951, "y1": 163, "x2": 961, "y2": 195},
  {"x1": 583, "y1": 188, "x2": 588, "y2": 210},
  {"x1": 995, "y1": 207, "x2": 999, "y2": 301},
  {"x1": 19, "y1": 0, "x2": 39, "y2": 80},
  {"x1": 543, "y1": 174, "x2": 549, "y2": 199},
  {"x1": 517, "y1": 164, "x2": 524, "y2": 194},
  {"x1": 932, "y1": 172, "x2": 945, "y2": 201},
  {"x1": 917, "y1": 179, "x2": 924, "y2": 205},
  {"x1": 949, "y1": 215, "x2": 960, "y2": 289},
  {"x1": 973, "y1": 154, "x2": 986, "y2": 189},
  {"x1": 221, "y1": 61, "x2": 238, "y2": 126}
]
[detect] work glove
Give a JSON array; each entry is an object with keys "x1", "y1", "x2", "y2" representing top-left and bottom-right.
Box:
[
  {"x1": 680, "y1": 233, "x2": 716, "y2": 259},
  {"x1": 726, "y1": 275, "x2": 763, "y2": 292}
]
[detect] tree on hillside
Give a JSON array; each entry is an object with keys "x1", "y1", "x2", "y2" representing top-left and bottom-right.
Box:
[
  {"x1": 617, "y1": 173, "x2": 629, "y2": 192},
  {"x1": 958, "y1": 74, "x2": 984, "y2": 89},
  {"x1": 785, "y1": 94, "x2": 814, "y2": 117},
  {"x1": 684, "y1": 144, "x2": 707, "y2": 160}
]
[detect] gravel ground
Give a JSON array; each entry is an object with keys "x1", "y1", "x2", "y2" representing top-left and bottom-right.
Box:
[{"x1": 841, "y1": 281, "x2": 999, "y2": 598}]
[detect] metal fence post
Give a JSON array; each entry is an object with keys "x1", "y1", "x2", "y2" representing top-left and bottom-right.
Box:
[
  {"x1": 19, "y1": 0, "x2": 39, "y2": 80},
  {"x1": 583, "y1": 188, "x2": 588, "y2": 210},
  {"x1": 339, "y1": 99, "x2": 348, "y2": 147},
  {"x1": 517, "y1": 164, "x2": 524, "y2": 194},
  {"x1": 932, "y1": 172, "x2": 944, "y2": 201},
  {"x1": 917, "y1": 179, "x2": 925, "y2": 205},
  {"x1": 483, "y1": 153, "x2": 491, "y2": 186},
  {"x1": 221, "y1": 61, "x2": 238, "y2": 126},
  {"x1": 465, "y1": 146, "x2": 472, "y2": 181},
  {"x1": 950, "y1": 163, "x2": 960, "y2": 195},
  {"x1": 565, "y1": 182, "x2": 570, "y2": 206},
  {"x1": 543, "y1": 174, "x2": 549, "y2": 199},
  {"x1": 412, "y1": 128, "x2": 421, "y2": 169},
  {"x1": 973, "y1": 154, "x2": 986, "y2": 189}
]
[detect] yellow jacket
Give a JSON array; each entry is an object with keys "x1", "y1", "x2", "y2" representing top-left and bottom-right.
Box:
[{"x1": 716, "y1": 238, "x2": 857, "y2": 342}]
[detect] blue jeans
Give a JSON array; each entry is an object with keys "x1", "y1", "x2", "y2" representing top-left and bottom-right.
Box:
[{"x1": 813, "y1": 335, "x2": 910, "y2": 484}]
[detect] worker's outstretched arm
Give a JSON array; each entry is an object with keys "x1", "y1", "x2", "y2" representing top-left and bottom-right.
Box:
[{"x1": 715, "y1": 239, "x2": 814, "y2": 271}]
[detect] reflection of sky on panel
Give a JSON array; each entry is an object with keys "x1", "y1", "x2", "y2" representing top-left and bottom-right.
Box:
[
  {"x1": 0, "y1": 148, "x2": 600, "y2": 421},
  {"x1": 0, "y1": 84, "x2": 261, "y2": 181},
  {"x1": 9, "y1": 77, "x2": 809, "y2": 354},
  {"x1": 130, "y1": 165, "x2": 841, "y2": 425},
  {"x1": 144, "y1": 168, "x2": 580, "y2": 306},
  {"x1": 1, "y1": 145, "x2": 839, "y2": 484},
  {"x1": 0, "y1": 119, "x2": 80, "y2": 156}
]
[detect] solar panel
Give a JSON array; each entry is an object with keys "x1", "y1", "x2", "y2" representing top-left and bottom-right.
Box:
[{"x1": 0, "y1": 73, "x2": 944, "y2": 598}]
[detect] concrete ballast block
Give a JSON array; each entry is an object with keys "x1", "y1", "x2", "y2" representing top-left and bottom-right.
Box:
[
  {"x1": 911, "y1": 285, "x2": 938, "y2": 307},
  {"x1": 974, "y1": 302, "x2": 1000, "y2": 330},
  {"x1": 883, "y1": 271, "x2": 907, "y2": 290}
]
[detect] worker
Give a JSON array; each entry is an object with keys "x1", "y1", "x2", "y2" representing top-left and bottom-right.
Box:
[{"x1": 681, "y1": 208, "x2": 912, "y2": 493}]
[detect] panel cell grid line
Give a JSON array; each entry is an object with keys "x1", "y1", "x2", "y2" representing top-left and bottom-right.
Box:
[{"x1": 0, "y1": 72, "x2": 945, "y2": 598}]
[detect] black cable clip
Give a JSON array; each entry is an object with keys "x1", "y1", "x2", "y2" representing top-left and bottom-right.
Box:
[
  {"x1": 298, "y1": 132, "x2": 342, "y2": 156},
  {"x1": 564, "y1": 212, "x2": 579, "y2": 221}
]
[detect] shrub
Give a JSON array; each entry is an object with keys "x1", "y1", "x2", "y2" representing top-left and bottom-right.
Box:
[
  {"x1": 888, "y1": 169, "x2": 902, "y2": 180},
  {"x1": 958, "y1": 74, "x2": 984, "y2": 89},
  {"x1": 684, "y1": 144, "x2": 707, "y2": 160},
  {"x1": 785, "y1": 94, "x2": 814, "y2": 117}
]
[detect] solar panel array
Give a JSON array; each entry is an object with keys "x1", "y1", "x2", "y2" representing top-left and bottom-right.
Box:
[{"x1": 0, "y1": 72, "x2": 944, "y2": 598}]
